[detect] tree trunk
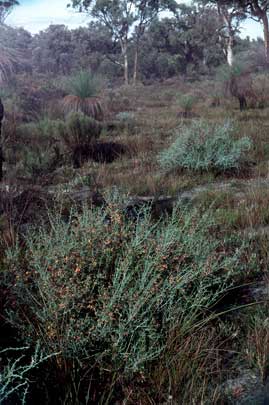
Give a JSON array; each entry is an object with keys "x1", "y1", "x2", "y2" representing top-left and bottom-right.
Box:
[
  {"x1": 218, "y1": 6, "x2": 235, "y2": 67},
  {"x1": 0, "y1": 128, "x2": 3, "y2": 181},
  {"x1": 133, "y1": 46, "x2": 138, "y2": 85},
  {"x1": 227, "y1": 36, "x2": 234, "y2": 67},
  {"x1": 121, "y1": 39, "x2": 129, "y2": 85},
  {"x1": 261, "y1": 13, "x2": 269, "y2": 65},
  {"x1": 0, "y1": 99, "x2": 4, "y2": 181}
]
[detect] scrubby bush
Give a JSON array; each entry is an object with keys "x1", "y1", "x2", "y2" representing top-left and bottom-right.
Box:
[
  {"x1": 0, "y1": 345, "x2": 57, "y2": 404},
  {"x1": 3, "y1": 201, "x2": 243, "y2": 403},
  {"x1": 176, "y1": 93, "x2": 198, "y2": 117},
  {"x1": 252, "y1": 73, "x2": 269, "y2": 109},
  {"x1": 159, "y1": 119, "x2": 252, "y2": 173},
  {"x1": 115, "y1": 111, "x2": 136, "y2": 134},
  {"x1": 23, "y1": 145, "x2": 59, "y2": 180},
  {"x1": 16, "y1": 118, "x2": 59, "y2": 144},
  {"x1": 105, "y1": 89, "x2": 131, "y2": 114},
  {"x1": 56, "y1": 112, "x2": 102, "y2": 168},
  {"x1": 6, "y1": 118, "x2": 61, "y2": 179}
]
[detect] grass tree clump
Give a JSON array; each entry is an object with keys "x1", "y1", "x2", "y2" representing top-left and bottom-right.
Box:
[
  {"x1": 115, "y1": 111, "x2": 136, "y2": 134},
  {"x1": 176, "y1": 93, "x2": 198, "y2": 118},
  {"x1": 17, "y1": 118, "x2": 59, "y2": 144},
  {"x1": 159, "y1": 119, "x2": 252, "y2": 173},
  {"x1": 2, "y1": 200, "x2": 245, "y2": 403},
  {"x1": 56, "y1": 112, "x2": 102, "y2": 168},
  {"x1": 62, "y1": 70, "x2": 104, "y2": 121}
]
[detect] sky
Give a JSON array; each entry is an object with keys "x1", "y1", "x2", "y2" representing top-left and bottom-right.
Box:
[{"x1": 6, "y1": 0, "x2": 264, "y2": 39}]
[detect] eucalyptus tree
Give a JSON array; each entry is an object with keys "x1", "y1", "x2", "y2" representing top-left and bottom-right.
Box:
[
  {"x1": 140, "y1": 4, "x2": 224, "y2": 77},
  {"x1": 217, "y1": 2, "x2": 246, "y2": 66},
  {"x1": 206, "y1": 0, "x2": 269, "y2": 66},
  {"x1": 32, "y1": 25, "x2": 74, "y2": 74},
  {"x1": 199, "y1": 0, "x2": 245, "y2": 66},
  {"x1": 0, "y1": 0, "x2": 19, "y2": 24},
  {"x1": 69, "y1": 0, "x2": 177, "y2": 84},
  {"x1": 237, "y1": 0, "x2": 269, "y2": 64}
]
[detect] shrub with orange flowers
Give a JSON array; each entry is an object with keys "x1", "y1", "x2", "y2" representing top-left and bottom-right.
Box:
[{"x1": 2, "y1": 200, "x2": 247, "y2": 403}]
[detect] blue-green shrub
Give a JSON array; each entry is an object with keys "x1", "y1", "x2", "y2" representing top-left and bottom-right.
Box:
[
  {"x1": 3, "y1": 200, "x2": 243, "y2": 402},
  {"x1": 159, "y1": 120, "x2": 252, "y2": 172}
]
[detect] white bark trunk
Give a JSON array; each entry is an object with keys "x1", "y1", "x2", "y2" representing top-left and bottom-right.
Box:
[
  {"x1": 133, "y1": 47, "x2": 138, "y2": 85},
  {"x1": 120, "y1": 39, "x2": 129, "y2": 85},
  {"x1": 227, "y1": 37, "x2": 234, "y2": 67}
]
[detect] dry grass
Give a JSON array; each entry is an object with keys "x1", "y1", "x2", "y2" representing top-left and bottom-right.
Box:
[{"x1": 3, "y1": 77, "x2": 269, "y2": 404}]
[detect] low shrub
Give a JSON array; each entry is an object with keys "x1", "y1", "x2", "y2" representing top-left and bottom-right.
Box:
[
  {"x1": 16, "y1": 118, "x2": 59, "y2": 145},
  {"x1": 56, "y1": 112, "x2": 102, "y2": 167},
  {"x1": 3, "y1": 201, "x2": 244, "y2": 403},
  {"x1": 0, "y1": 345, "x2": 58, "y2": 404},
  {"x1": 176, "y1": 93, "x2": 198, "y2": 118},
  {"x1": 252, "y1": 73, "x2": 269, "y2": 109},
  {"x1": 159, "y1": 119, "x2": 252, "y2": 173},
  {"x1": 115, "y1": 111, "x2": 137, "y2": 134},
  {"x1": 22, "y1": 145, "x2": 60, "y2": 180}
]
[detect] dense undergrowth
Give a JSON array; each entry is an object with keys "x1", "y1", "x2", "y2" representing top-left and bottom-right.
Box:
[
  {"x1": 1, "y1": 67, "x2": 269, "y2": 404},
  {"x1": 0, "y1": 198, "x2": 258, "y2": 404}
]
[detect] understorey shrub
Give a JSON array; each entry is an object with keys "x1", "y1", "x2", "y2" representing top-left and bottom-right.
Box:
[
  {"x1": 0, "y1": 345, "x2": 58, "y2": 404},
  {"x1": 252, "y1": 73, "x2": 269, "y2": 109},
  {"x1": 159, "y1": 119, "x2": 252, "y2": 173},
  {"x1": 115, "y1": 111, "x2": 137, "y2": 134},
  {"x1": 4, "y1": 118, "x2": 59, "y2": 166},
  {"x1": 56, "y1": 112, "x2": 102, "y2": 167},
  {"x1": 176, "y1": 93, "x2": 198, "y2": 118},
  {"x1": 3, "y1": 200, "x2": 244, "y2": 403},
  {"x1": 22, "y1": 145, "x2": 60, "y2": 180}
]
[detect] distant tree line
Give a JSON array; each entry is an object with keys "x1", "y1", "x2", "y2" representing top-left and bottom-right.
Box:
[
  {"x1": 0, "y1": 12, "x2": 261, "y2": 81},
  {"x1": 0, "y1": 0, "x2": 268, "y2": 84}
]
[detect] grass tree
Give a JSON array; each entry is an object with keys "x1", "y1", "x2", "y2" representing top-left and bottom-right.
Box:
[{"x1": 62, "y1": 69, "x2": 104, "y2": 120}]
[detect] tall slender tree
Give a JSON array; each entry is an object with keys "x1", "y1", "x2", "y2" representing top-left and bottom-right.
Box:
[
  {"x1": 0, "y1": 1, "x2": 19, "y2": 181},
  {"x1": 69, "y1": 0, "x2": 177, "y2": 84},
  {"x1": 199, "y1": 0, "x2": 245, "y2": 66},
  {"x1": 207, "y1": 0, "x2": 269, "y2": 65},
  {"x1": 238, "y1": 0, "x2": 269, "y2": 64},
  {"x1": 0, "y1": 0, "x2": 19, "y2": 24}
]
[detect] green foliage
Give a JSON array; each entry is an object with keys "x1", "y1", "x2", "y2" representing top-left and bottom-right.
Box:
[
  {"x1": 57, "y1": 112, "x2": 101, "y2": 148},
  {"x1": 0, "y1": 344, "x2": 58, "y2": 404},
  {"x1": 159, "y1": 120, "x2": 252, "y2": 173},
  {"x1": 64, "y1": 69, "x2": 102, "y2": 99},
  {"x1": 252, "y1": 73, "x2": 269, "y2": 108},
  {"x1": 56, "y1": 112, "x2": 102, "y2": 167},
  {"x1": 176, "y1": 93, "x2": 197, "y2": 115},
  {"x1": 9, "y1": 118, "x2": 61, "y2": 179},
  {"x1": 23, "y1": 146, "x2": 58, "y2": 179},
  {"x1": 115, "y1": 111, "x2": 136, "y2": 134},
  {"x1": 17, "y1": 117, "x2": 59, "y2": 142},
  {"x1": 4, "y1": 200, "x2": 243, "y2": 401},
  {"x1": 217, "y1": 61, "x2": 245, "y2": 83}
]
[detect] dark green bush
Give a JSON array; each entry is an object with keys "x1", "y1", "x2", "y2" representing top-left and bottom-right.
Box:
[
  {"x1": 56, "y1": 112, "x2": 102, "y2": 168},
  {"x1": 57, "y1": 112, "x2": 101, "y2": 147},
  {"x1": 23, "y1": 145, "x2": 59, "y2": 179}
]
